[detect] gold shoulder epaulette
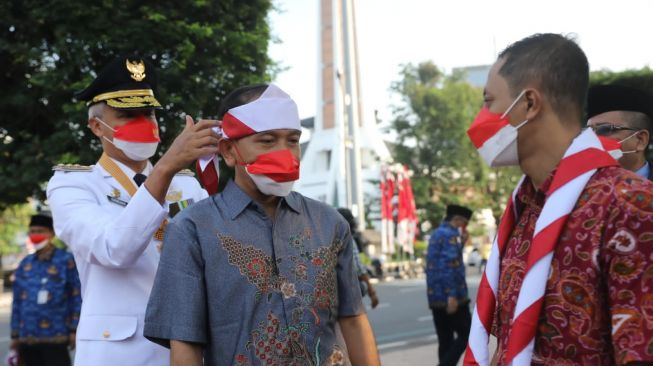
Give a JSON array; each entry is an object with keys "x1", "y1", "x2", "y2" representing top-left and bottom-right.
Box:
[
  {"x1": 175, "y1": 169, "x2": 195, "y2": 177},
  {"x1": 52, "y1": 163, "x2": 94, "y2": 172}
]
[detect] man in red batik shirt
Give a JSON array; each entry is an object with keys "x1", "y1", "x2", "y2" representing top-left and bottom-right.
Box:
[{"x1": 464, "y1": 33, "x2": 653, "y2": 366}]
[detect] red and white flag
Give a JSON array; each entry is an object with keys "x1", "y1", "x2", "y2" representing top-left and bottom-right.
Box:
[
  {"x1": 380, "y1": 166, "x2": 396, "y2": 254},
  {"x1": 397, "y1": 166, "x2": 418, "y2": 254}
]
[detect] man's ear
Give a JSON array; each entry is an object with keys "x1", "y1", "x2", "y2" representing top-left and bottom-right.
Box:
[
  {"x1": 636, "y1": 129, "x2": 650, "y2": 152},
  {"x1": 219, "y1": 140, "x2": 237, "y2": 167},
  {"x1": 88, "y1": 117, "x2": 103, "y2": 138},
  {"x1": 524, "y1": 89, "x2": 542, "y2": 121}
]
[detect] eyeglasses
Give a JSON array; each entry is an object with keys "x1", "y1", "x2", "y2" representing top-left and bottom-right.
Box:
[{"x1": 590, "y1": 124, "x2": 639, "y2": 136}]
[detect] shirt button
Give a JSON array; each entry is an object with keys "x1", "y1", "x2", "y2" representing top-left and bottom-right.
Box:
[{"x1": 102, "y1": 330, "x2": 111, "y2": 338}]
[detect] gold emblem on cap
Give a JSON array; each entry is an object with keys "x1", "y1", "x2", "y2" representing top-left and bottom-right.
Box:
[{"x1": 126, "y1": 59, "x2": 146, "y2": 82}]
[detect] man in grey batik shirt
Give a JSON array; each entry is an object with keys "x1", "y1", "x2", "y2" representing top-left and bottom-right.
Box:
[{"x1": 144, "y1": 84, "x2": 380, "y2": 366}]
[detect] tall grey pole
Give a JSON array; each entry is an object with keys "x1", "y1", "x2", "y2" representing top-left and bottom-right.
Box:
[{"x1": 341, "y1": 0, "x2": 365, "y2": 231}]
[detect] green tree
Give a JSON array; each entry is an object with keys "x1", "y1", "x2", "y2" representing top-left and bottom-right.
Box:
[
  {"x1": 0, "y1": 0, "x2": 274, "y2": 209},
  {"x1": 590, "y1": 67, "x2": 653, "y2": 94},
  {"x1": 389, "y1": 62, "x2": 521, "y2": 227},
  {"x1": 0, "y1": 203, "x2": 32, "y2": 256}
]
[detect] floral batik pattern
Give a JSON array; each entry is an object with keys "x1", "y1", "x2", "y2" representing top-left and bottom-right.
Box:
[
  {"x1": 221, "y1": 229, "x2": 346, "y2": 366},
  {"x1": 221, "y1": 234, "x2": 286, "y2": 302},
  {"x1": 495, "y1": 167, "x2": 653, "y2": 365}
]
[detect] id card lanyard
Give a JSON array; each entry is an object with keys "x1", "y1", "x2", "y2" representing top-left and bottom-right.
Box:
[{"x1": 37, "y1": 278, "x2": 48, "y2": 305}]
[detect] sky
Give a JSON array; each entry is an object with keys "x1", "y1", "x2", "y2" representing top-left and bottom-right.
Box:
[{"x1": 268, "y1": 0, "x2": 653, "y2": 125}]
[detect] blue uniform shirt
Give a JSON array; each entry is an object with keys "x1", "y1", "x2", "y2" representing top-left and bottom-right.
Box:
[
  {"x1": 144, "y1": 180, "x2": 364, "y2": 366},
  {"x1": 425, "y1": 222, "x2": 468, "y2": 308},
  {"x1": 11, "y1": 247, "x2": 82, "y2": 343}
]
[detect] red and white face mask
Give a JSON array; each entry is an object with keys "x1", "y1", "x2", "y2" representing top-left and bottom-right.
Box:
[
  {"x1": 467, "y1": 90, "x2": 528, "y2": 167},
  {"x1": 28, "y1": 233, "x2": 50, "y2": 251},
  {"x1": 236, "y1": 148, "x2": 300, "y2": 197},
  {"x1": 98, "y1": 115, "x2": 160, "y2": 161},
  {"x1": 597, "y1": 135, "x2": 624, "y2": 160}
]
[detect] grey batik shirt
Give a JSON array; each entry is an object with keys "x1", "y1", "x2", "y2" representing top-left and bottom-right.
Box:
[{"x1": 144, "y1": 180, "x2": 364, "y2": 366}]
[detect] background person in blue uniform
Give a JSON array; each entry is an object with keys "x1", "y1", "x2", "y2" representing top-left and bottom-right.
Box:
[
  {"x1": 426, "y1": 204, "x2": 473, "y2": 366},
  {"x1": 10, "y1": 214, "x2": 81, "y2": 366}
]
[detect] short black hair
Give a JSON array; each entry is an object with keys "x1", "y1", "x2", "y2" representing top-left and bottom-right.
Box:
[
  {"x1": 623, "y1": 111, "x2": 653, "y2": 133},
  {"x1": 218, "y1": 84, "x2": 268, "y2": 118},
  {"x1": 498, "y1": 33, "x2": 589, "y2": 121}
]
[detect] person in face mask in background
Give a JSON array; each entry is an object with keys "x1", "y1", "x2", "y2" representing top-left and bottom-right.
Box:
[
  {"x1": 144, "y1": 84, "x2": 380, "y2": 366},
  {"x1": 464, "y1": 34, "x2": 653, "y2": 366},
  {"x1": 586, "y1": 84, "x2": 653, "y2": 180},
  {"x1": 425, "y1": 205, "x2": 473, "y2": 366},
  {"x1": 10, "y1": 213, "x2": 81, "y2": 366},
  {"x1": 46, "y1": 56, "x2": 216, "y2": 366}
]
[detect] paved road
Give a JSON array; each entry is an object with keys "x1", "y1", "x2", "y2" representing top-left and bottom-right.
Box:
[
  {"x1": 0, "y1": 269, "x2": 483, "y2": 363},
  {"x1": 369, "y1": 269, "x2": 481, "y2": 355}
]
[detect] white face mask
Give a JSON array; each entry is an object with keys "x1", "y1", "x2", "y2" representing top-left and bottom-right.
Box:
[
  {"x1": 486, "y1": 90, "x2": 530, "y2": 167},
  {"x1": 32, "y1": 240, "x2": 49, "y2": 251},
  {"x1": 247, "y1": 172, "x2": 295, "y2": 197},
  {"x1": 97, "y1": 118, "x2": 159, "y2": 161},
  {"x1": 487, "y1": 118, "x2": 530, "y2": 167},
  {"x1": 468, "y1": 90, "x2": 530, "y2": 167}
]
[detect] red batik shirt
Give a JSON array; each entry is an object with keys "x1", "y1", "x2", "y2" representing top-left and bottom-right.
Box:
[{"x1": 494, "y1": 166, "x2": 653, "y2": 366}]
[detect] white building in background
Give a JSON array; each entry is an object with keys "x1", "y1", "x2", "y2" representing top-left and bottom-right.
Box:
[
  {"x1": 297, "y1": 3, "x2": 493, "y2": 252},
  {"x1": 294, "y1": 0, "x2": 391, "y2": 231},
  {"x1": 453, "y1": 64, "x2": 491, "y2": 88}
]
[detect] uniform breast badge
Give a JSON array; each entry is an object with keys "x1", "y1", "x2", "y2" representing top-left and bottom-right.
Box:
[
  {"x1": 168, "y1": 198, "x2": 195, "y2": 218},
  {"x1": 165, "y1": 190, "x2": 182, "y2": 202},
  {"x1": 106, "y1": 187, "x2": 128, "y2": 207}
]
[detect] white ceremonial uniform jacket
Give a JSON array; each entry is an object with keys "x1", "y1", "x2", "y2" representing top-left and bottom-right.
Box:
[{"x1": 47, "y1": 158, "x2": 208, "y2": 366}]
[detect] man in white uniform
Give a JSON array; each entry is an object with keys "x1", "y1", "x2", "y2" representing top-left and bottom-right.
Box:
[{"x1": 46, "y1": 56, "x2": 218, "y2": 365}]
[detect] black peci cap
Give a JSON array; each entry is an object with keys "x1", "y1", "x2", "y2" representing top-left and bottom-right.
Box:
[
  {"x1": 446, "y1": 205, "x2": 473, "y2": 220},
  {"x1": 587, "y1": 84, "x2": 653, "y2": 120},
  {"x1": 29, "y1": 214, "x2": 53, "y2": 230},
  {"x1": 75, "y1": 56, "x2": 162, "y2": 110}
]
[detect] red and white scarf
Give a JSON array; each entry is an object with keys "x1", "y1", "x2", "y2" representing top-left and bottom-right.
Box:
[{"x1": 464, "y1": 129, "x2": 618, "y2": 366}]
